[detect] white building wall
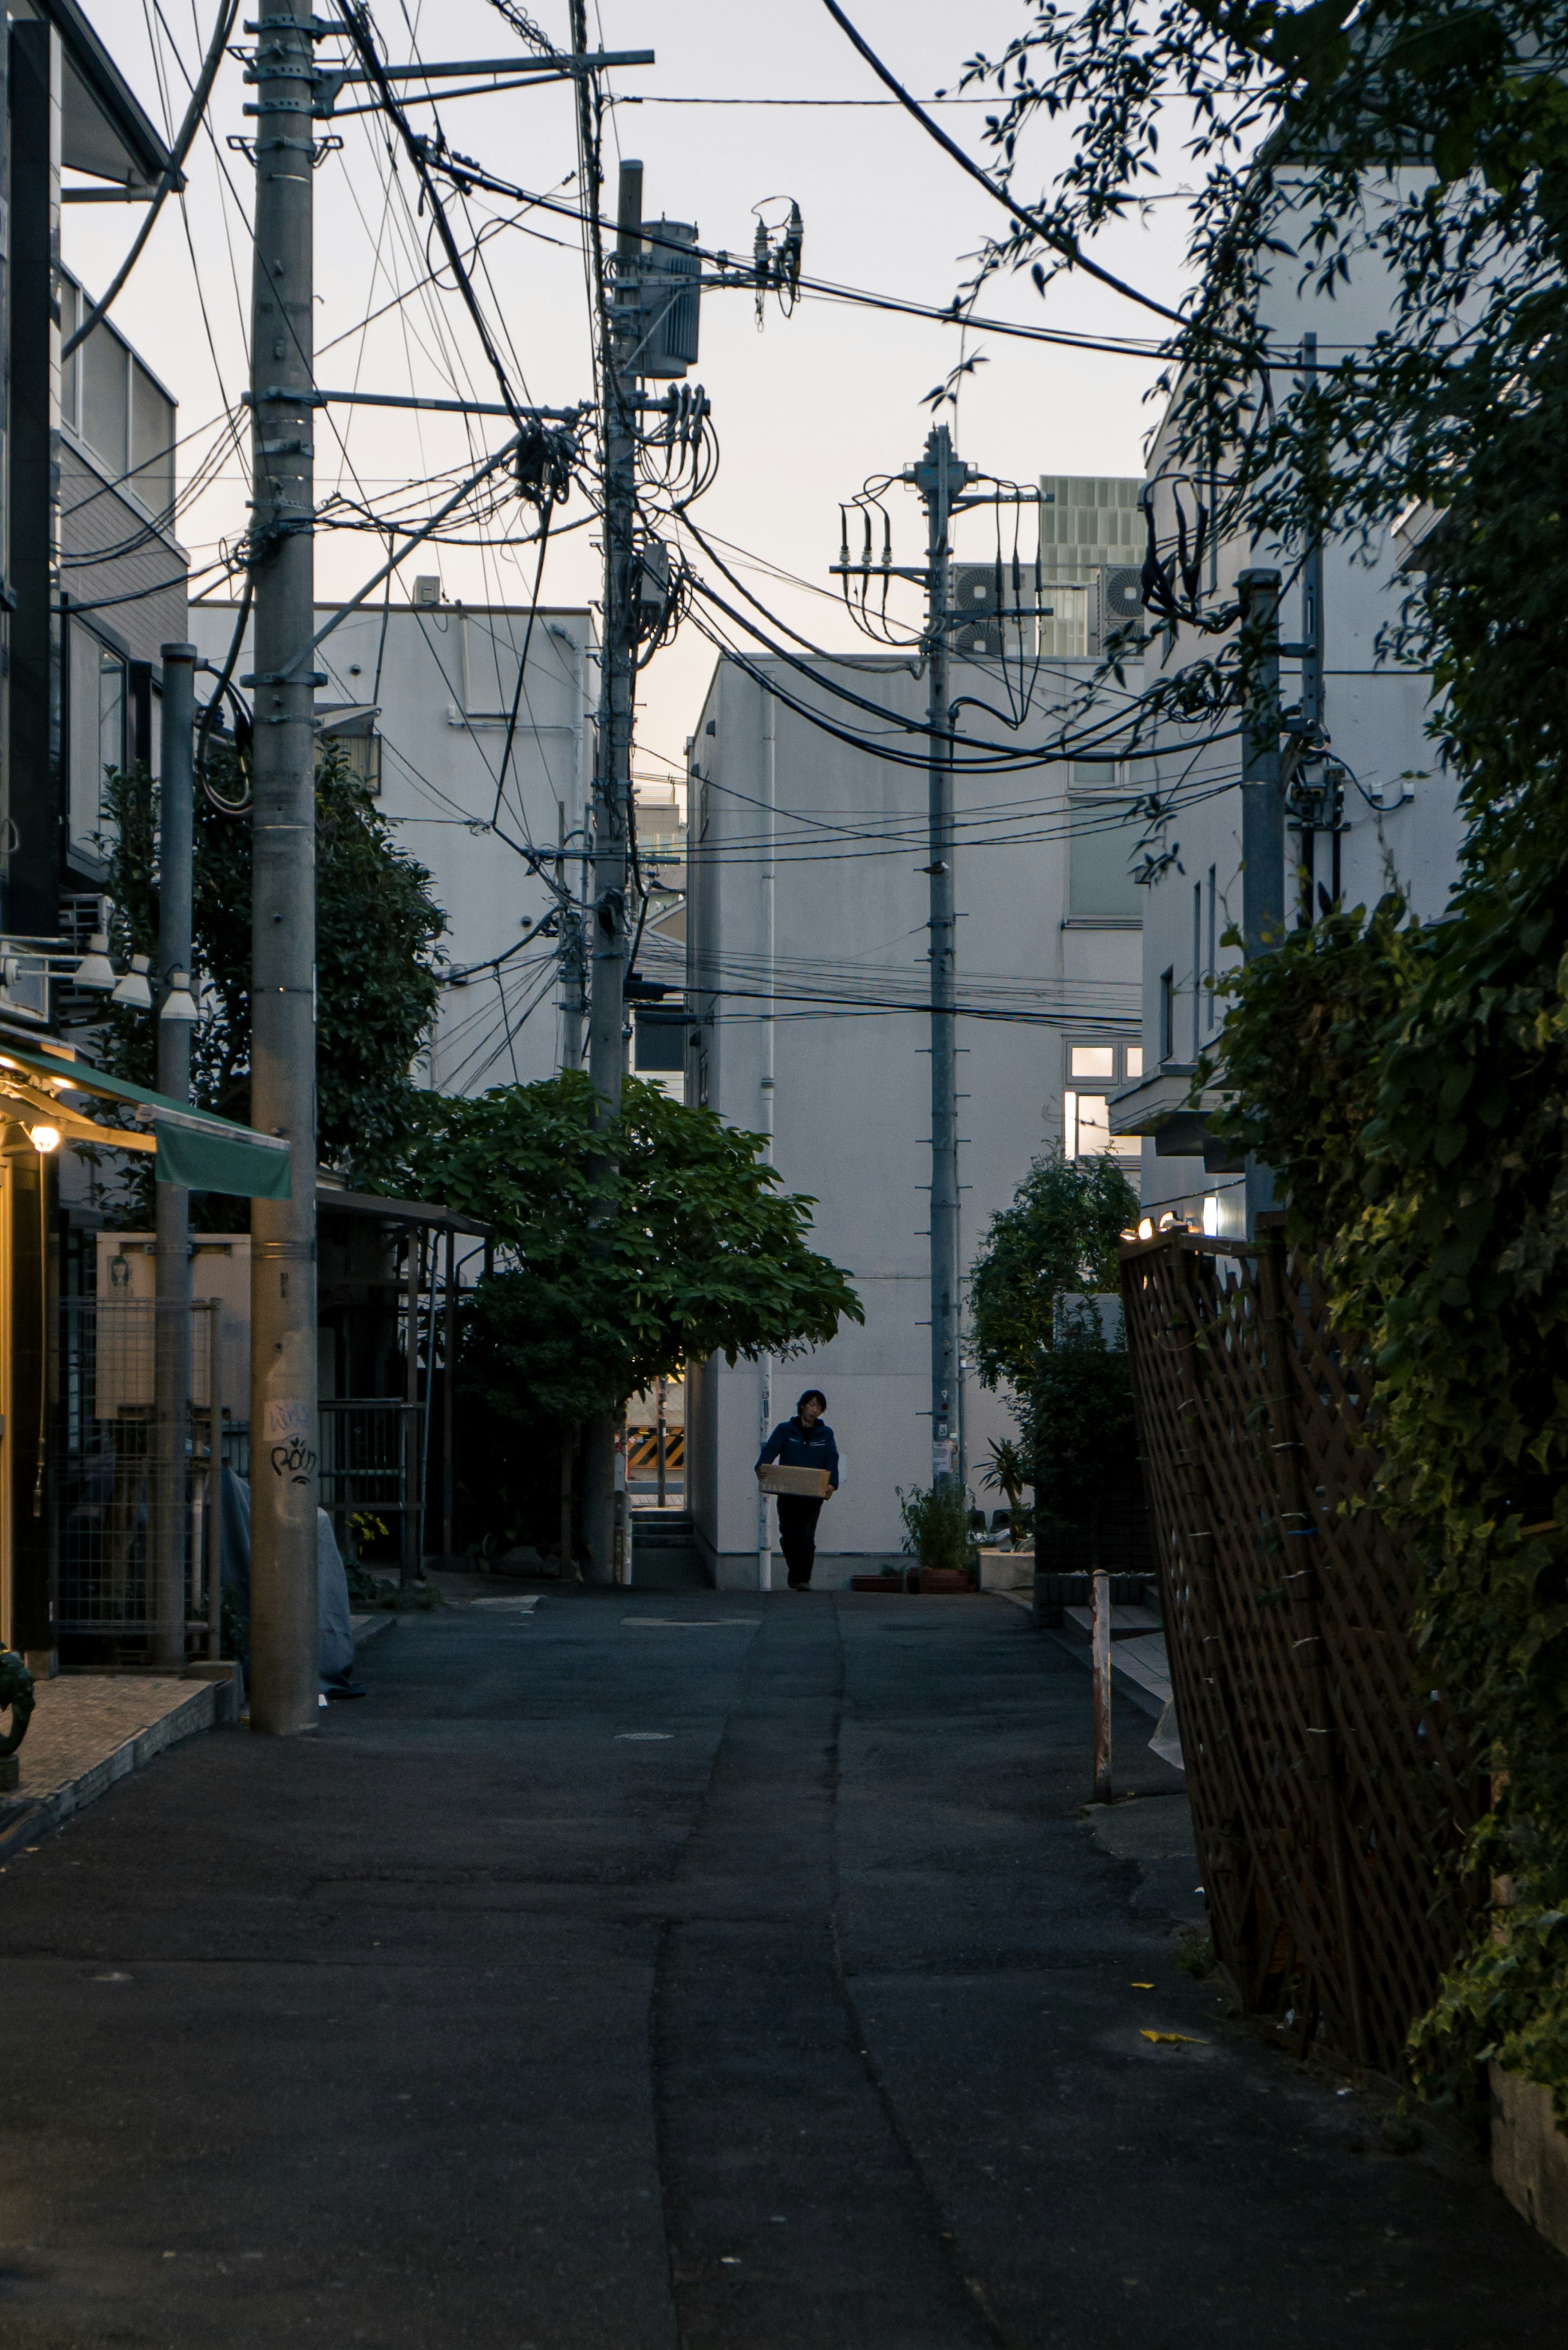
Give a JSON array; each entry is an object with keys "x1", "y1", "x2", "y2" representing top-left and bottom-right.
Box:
[
  {"x1": 1116, "y1": 254, "x2": 1469, "y2": 1231},
  {"x1": 188, "y1": 598, "x2": 595, "y2": 1095},
  {"x1": 677, "y1": 651, "x2": 1143, "y2": 1587}
]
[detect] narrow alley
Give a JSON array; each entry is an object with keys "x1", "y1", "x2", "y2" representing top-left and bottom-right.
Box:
[{"x1": 0, "y1": 1592, "x2": 1558, "y2": 2348}]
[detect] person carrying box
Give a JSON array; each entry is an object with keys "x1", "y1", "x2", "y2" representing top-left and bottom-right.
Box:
[{"x1": 756, "y1": 1389, "x2": 840, "y2": 1590}]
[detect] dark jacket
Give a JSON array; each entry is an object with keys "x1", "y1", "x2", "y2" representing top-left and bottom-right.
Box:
[{"x1": 757, "y1": 1416, "x2": 840, "y2": 1491}]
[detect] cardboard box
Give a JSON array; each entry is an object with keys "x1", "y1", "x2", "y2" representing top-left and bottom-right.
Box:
[{"x1": 759, "y1": 1463, "x2": 832, "y2": 1499}]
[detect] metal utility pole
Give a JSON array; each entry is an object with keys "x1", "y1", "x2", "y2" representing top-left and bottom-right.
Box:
[
  {"x1": 581, "y1": 157, "x2": 644, "y2": 1582},
  {"x1": 911, "y1": 425, "x2": 974, "y2": 1488},
  {"x1": 246, "y1": 0, "x2": 322, "y2": 1731},
  {"x1": 1238, "y1": 565, "x2": 1283, "y2": 1234},
  {"x1": 151, "y1": 642, "x2": 196, "y2": 1670}
]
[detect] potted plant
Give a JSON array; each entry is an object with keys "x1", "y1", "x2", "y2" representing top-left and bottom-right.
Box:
[
  {"x1": 898, "y1": 1479, "x2": 978, "y2": 1592},
  {"x1": 979, "y1": 1437, "x2": 1033, "y2": 1550}
]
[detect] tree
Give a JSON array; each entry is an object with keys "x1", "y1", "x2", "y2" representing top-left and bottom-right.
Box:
[
  {"x1": 1026, "y1": 1304, "x2": 1139, "y2": 1570},
  {"x1": 969, "y1": 1151, "x2": 1140, "y2": 1559},
  {"x1": 969, "y1": 1149, "x2": 1137, "y2": 1397},
  {"x1": 951, "y1": 0, "x2": 1568, "y2": 2109},
  {"x1": 394, "y1": 1072, "x2": 862, "y2": 1543},
  {"x1": 96, "y1": 742, "x2": 444, "y2": 1197}
]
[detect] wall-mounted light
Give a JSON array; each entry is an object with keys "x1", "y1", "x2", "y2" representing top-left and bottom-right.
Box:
[
  {"x1": 29, "y1": 1125, "x2": 60, "y2": 1154},
  {"x1": 110, "y1": 954, "x2": 153, "y2": 1011},
  {"x1": 159, "y1": 967, "x2": 198, "y2": 1023},
  {"x1": 72, "y1": 932, "x2": 117, "y2": 991}
]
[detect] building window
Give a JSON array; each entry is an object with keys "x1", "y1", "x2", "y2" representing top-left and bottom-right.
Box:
[
  {"x1": 318, "y1": 713, "x2": 382, "y2": 794},
  {"x1": 1068, "y1": 791, "x2": 1144, "y2": 920},
  {"x1": 59, "y1": 272, "x2": 176, "y2": 521},
  {"x1": 338, "y1": 731, "x2": 382, "y2": 795},
  {"x1": 634, "y1": 1009, "x2": 687, "y2": 1103},
  {"x1": 1206, "y1": 865, "x2": 1218, "y2": 1032},
  {"x1": 1064, "y1": 1038, "x2": 1142, "y2": 1163},
  {"x1": 99, "y1": 649, "x2": 126, "y2": 782},
  {"x1": 1159, "y1": 968, "x2": 1175, "y2": 1063}
]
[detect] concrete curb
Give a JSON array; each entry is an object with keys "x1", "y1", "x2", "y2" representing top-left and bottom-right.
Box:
[{"x1": 0, "y1": 1675, "x2": 238, "y2": 1860}]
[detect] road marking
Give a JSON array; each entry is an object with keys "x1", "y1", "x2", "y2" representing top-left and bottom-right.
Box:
[
  {"x1": 616, "y1": 1731, "x2": 673, "y2": 1740},
  {"x1": 469, "y1": 1596, "x2": 540, "y2": 1612}
]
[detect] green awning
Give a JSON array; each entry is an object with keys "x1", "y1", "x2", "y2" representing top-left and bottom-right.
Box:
[{"x1": 0, "y1": 1041, "x2": 293, "y2": 1200}]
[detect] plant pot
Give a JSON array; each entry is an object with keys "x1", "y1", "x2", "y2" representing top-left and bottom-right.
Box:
[
  {"x1": 1491, "y1": 2063, "x2": 1568, "y2": 2257},
  {"x1": 977, "y1": 1547, "x2": 1034, "y2": 1592},
  {"x1": 918, "y1": 1568, "x2": 974, "y2": 1594}
]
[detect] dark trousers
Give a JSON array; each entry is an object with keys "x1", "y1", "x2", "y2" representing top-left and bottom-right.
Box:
[{"x1": 776, "y1": 1495, "x2": 824, "y2": 1587}]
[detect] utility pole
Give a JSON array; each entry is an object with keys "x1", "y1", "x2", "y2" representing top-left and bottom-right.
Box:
[
  {"x1": 245, "y1": 0, "x2": 322, "y2": 1731},
  {"x1": 581, "y1": 156, "x2": 644, "y2": 1582},
  {"x1": 1291, "y1": 331, "x2": 1329, "y2": 928},
  {"x1": 1238, "y1": 565, "x2": 1283, "y2": 1235},
  {"x1": 911, "y1": 425, "x2": 974, "y2": 1488},
  {"x1": 756, "y1": 684, "x2": 776, "y2": 1588},
  {"x1": 151, "y1": 642, "x2": 196, "y2": 1669},
  {"x1": 1238, "y1": 566, "x2": 1283, "y2": 958},
  {"x1": 557, "y1": 802, "x2": 586, "y2": 1069},
  {"x1": 837, "y1": 435, "x2": 1051, "y2": 1492}
]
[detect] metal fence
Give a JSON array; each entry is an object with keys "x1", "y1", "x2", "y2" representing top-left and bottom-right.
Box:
[
  {"x1": 1120, "y1": 1222, "x2": 1479, "y2": 2078},
  {"x1": 318, "y1": 1399, "x2": 423, "y2": 1571},
  {"x1": 56, "y1": 1296, "x2": 225, "y2": 1662}
]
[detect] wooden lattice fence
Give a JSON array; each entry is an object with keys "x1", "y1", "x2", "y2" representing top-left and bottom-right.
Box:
[{"x1": 1120, "y1": 1221, "x2": 1479, "y2": 2078}]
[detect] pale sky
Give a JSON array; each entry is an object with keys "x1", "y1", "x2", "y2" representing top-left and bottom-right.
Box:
[{"x1": 68, "y1": 1, "x2": 1184, "y2": 790}]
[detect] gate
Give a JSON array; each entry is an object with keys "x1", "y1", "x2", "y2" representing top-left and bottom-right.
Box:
[
  {"x1": 55, "y1": 1296, "x2": 225, "y2": 1662},
  {"x1": 318, "y1": 1399, "x2": 423, "y2": 1573}
]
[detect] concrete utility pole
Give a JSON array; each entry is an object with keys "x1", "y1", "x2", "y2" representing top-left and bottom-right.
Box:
[
  {"x1": 151, "y1": 643, "x2": 196, "y2": 1669},
  {"x1": 1238, "y1": 565, "x2": 1283, "y2": 1235},
  {"x1": 1238, "y1": 567, "x2": 1283, "y2": 958},
  {"x1": 246, "y1": 0, "x2": 322, "y2": 1731},
  {"x1": 581, "y1": 158, "x2": 644, "y2": 1582},
  {"x1": 913, "y1": 424, "x2": 974, "y2": 1488},
  {"x1": 756, "y1": 684, "x2": 776, "y2": 1588},
  {"x1": 557, "y1": 802, "x2": 586, "y2": 1069}
]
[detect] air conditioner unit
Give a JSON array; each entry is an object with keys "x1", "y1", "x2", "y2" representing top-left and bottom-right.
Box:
[
  {"x1": 638, "y1": 219, "x2": 701, "y2": 378},
  {"x1": 1088, "y1": 564, "x2": 1144, "y2": 655},
  {"x1": 951, "y1": 564, "x2": 1037, "y2": 660}
]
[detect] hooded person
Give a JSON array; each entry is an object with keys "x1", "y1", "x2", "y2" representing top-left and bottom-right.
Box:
[{"x1": 755, "y1": 1389, "x2": 840, "y2": 1590}]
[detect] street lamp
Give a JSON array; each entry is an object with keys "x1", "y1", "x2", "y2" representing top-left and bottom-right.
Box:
[
  {"x1": 159, "y1": 967, "x2": 198, "y2": 1024},
  {"x1": 72, "y1": 932, "x2": 117, "y2": 991},
  {"x1": 110, "y1": 955, "x2": 154, "y2": 1011}
]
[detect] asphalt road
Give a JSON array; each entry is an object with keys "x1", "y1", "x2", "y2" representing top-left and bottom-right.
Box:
[{"x1": 0, "y1": 1589, "x2": 1562, "y2": 2348}]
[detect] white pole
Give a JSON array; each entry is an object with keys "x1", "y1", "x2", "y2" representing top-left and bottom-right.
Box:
[
  {"x1": 1092, "y1": 1567, "x2": 1114, "y2": 1803},
  {"x1": 757, "y1": 680, "x2": 777, "y2": 1592}
]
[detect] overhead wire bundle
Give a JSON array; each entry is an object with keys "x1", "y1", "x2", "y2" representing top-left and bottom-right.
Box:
[{"x1": 85, "y1": 1, "x2": 1256, "y2": 1078}]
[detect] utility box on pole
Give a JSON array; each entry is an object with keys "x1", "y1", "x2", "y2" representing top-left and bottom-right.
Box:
[{"x1": 245, "y1": 0, "x2": 321, "y2": 1729}]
